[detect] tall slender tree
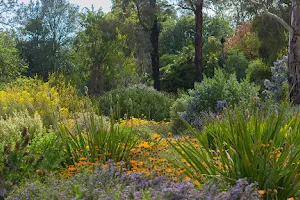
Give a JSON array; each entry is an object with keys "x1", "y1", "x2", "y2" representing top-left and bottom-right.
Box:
[
  {"x1": 177, "y1": 0, "x2": 204, "y2": 82},
  {"x1": 117, "y1": 0, "x2": 162, "y2": 90}
]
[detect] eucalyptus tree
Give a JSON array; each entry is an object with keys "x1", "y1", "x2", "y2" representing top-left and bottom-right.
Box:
[
  {"x1": 0, "y1": 32, "x2": 27, "y2": 84},
  {"x1": 177, "y1": 0, "x2": 205, "y2": 82},
  {"x1": 70, "y1": 9, "x2": 137, "y2": 95},
  {"x1": 0, "y1": 0, "x2": 18, "y2": 29},
  {"x1": 248, "y1": 0, "x2": 300, "y2": 104},
  {"x1": 115, "y1": 0, "x2": 174, "y2": 91},
  {"x1": 16, "y1": 0, "x2": 79, "y2": 80}
]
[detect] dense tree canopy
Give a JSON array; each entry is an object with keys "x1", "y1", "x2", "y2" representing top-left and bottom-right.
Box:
[{"x1": 0, "y1": 0, "x2": 299, "y2": 103}]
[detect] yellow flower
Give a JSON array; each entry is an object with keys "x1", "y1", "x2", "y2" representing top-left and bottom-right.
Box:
[
  {"x1": 152, "y1": 133, "x2": 161, "y2": 139},
  {"x1": 166, "y1": 168, "x2": 172, "y2": 173},
  {"x1": 258, "y1": 190, "x2": 265, "y2": 195},
  {"x1": 139, "y1": 142, "x2": 150, "y2": 149},
  {"x1": 193, "y1": 180, "x2": 201, "y2": 186}
]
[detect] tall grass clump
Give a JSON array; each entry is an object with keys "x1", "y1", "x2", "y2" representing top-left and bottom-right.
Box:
[
  {"x1": 58, "y1": 113, "x2": 139, "y2": 164},
  {"x1": 172, "y1": 103, "x2": 300, "y2": 199},
  {"x1": 97, "y1": 84, "x2": 174, "y2": 121}
]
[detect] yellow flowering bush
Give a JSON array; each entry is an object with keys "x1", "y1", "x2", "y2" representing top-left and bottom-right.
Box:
[{"x1": 0, "y1": 77, "x2": 90, "y2": 127}]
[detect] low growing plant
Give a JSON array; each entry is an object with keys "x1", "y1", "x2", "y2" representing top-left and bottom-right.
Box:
[{"x1": 6, "y1": 163, "x2": 262, "y2": 200}]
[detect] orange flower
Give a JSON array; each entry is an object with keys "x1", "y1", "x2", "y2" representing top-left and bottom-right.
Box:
[
  {"x1": 130, "y1": 148, "x2": 136, "y2": 153},
  {"x1": 79, "y1": 157, "x2": 87, "y2": 161},
  {"x1": 68, "y1": 166, "x2": 77, "y2": 172},
  {"x1": 36, "y1": 169, "x2": 42, "y2": 173},
  {"x1": 130, "y1": 160, "x2": 137, "y2": 165},
  {"x1": 139, "y1": 142, "x2": 150, "y2": 149},
  {"x1": 102, "y1": 164, "x2": 108, "y2": 169}
]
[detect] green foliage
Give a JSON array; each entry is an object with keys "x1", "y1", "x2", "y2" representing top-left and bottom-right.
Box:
[
  {"x1": 235, "y1": 32, "x2": 261, "y2": 60},
  {"x1": 16, "y1": 0, "x2": 79, "y2": 80},
  {"x1": 69, "y1": 10, "x2": 137, "y2": 95},
  {"x1": 160, "y1": 46, "x2": 195, "y2": 92},
  {"x1": 47, "y1": 73, "x2": 93, "y2": 113},
  {"x1": 58, "y1": 114, "x2": 139, "y2": 164},
  {"x1": 172, "y1": 103, "x2": 300, "y2": 199},
  {"x1": 187, "y1": 68, "x2": 259, "y2": 115},
  {"x1": 225, "y1": 49, "x2": 249, "y2": 80},
  {"x1": 0, "y1": 111, "x2": 43, "y2": 151},
  {"x1": 98, "y1": 85, "x2": 174, "y2": 121},
  {"x1": 246, "y1": 59, "x2": 271, "y2": 91},
  {"x1": 203, "y1": 36, "x2": 223, "y2": 78},
  {"x1": 253, "y1": 15, "x2": 289, "y2": 65},
  {"x1": 160, "y1": 14, "x2": 194, "y2": 55},
  {"x1": 29, "y1": 129, "x2": 66, "y2": 171},
  {"x1": 169, "y1": 92, "x2": 191, "y2": 135},
  {"x1": 0, "y1": 32, "x2": 27, "y2": 85},
  {"x1": 1, "y1": 128, "x2": 44, "y2": 185},
  {"x1": 160, "y1": 15, "x2": 232, "y2": 92}
]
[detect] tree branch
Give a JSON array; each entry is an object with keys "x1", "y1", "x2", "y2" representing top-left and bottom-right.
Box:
[
  {"x1": 178, "y1": 2, "x2": 194, "y2": 11},
  {"x1": 133, "y1": 0, "x2": 149, "y2": 32},
  {"x1": 263, "y1": 8, "x2": 293, "y2": 33}
]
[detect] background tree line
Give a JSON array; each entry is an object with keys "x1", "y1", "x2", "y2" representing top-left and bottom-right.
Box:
[{"x1": 0, "y1": 0, "x2": 299, "y2": 103}]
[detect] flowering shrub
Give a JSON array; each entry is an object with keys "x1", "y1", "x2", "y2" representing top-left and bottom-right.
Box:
[
  {"x1": 0, "y1": 77, "x2": 91, "y2": 127},
  {"x1": 97, "y1": 84, "x2": 174, "y2": 121},
  {"x1": 263, "y1": 56, "x2": 289, "y2": 101},
  {"x1": 185, "y1": 69, "x2": 259, "y2": 128}
]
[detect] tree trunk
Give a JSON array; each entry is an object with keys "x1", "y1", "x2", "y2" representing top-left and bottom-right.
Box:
[
  {"x1": 288, "y1": 0, "x2": 300, "y2": 104},
  {"x1": 194, "y1": 2, "x2": 203, "y2": 82},
  {"x1": 150, "y1": 0, "x2": 161, "y2": 91},
  {"x1": 89, "y1": 64, "x2": 104, "y2": 95}
]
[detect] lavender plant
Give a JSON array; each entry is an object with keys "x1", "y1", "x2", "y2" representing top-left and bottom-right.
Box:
[
  {"x1": 6, "y1": 162, "x2": 262, "y2": 200},
  {"x1": 263, "y1": 56, "x2": 289, "y2": 101}
]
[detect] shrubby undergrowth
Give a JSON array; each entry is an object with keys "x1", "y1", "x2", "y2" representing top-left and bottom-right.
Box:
[
  {"x1": 181, "y1": 69, "x2": 259, "y2": 129},
  {"x1": 97, "y1": 84, "x2": 174, "y2": 121}
]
